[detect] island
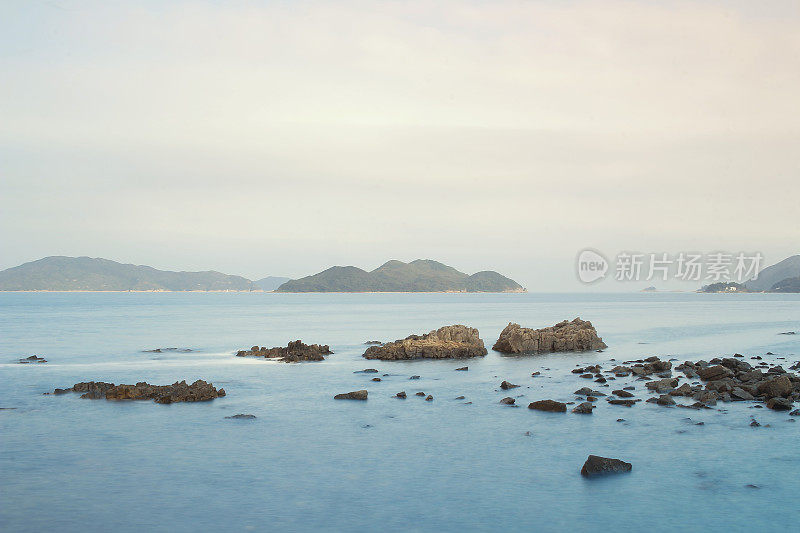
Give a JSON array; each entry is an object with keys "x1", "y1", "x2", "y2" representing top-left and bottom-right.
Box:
[
  {"x1": 0, "y1": 256, "x2": 257, "y2": 291},
  {"x1": 275, "y1": 259, "x2": 524, "y2": 293}
]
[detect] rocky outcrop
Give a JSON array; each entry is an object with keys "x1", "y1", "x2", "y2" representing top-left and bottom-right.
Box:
[
  {"x1": 18, "y1": 355, "x2": 46, "y2": 364},
  {"x1": 363, "y1": 325, "x2": 487, "y2": 360},
  {"x1": 55, "y1": 380, "x2": 225, "y2": 403},
  {"x1": 236, "y1": 340, "x2": 332, "y2": 362},
  {"x1": 581, "y1": 455, "x2": 632, "y2": 476},
  {"x1": 492, "y1": 318, "x2": 606, "y2": 354},
  {"x1": 528, "y1": 399, "x2": 567, "y2": 412},
  {"x1": 334, "y1": 390, "x2": 368, "y2": 400}
]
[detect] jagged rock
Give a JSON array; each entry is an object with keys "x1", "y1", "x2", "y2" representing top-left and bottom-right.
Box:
[
  {"x1": 415, "y1": 392, "x2": 426, "y2": 396},
  {"x1": 648, "y1": 394, "x2": 675, "y2": 406},
  {"x1": 455, "y1": 366, "x2": 468, "y2": 371},
  {"x1": 766, "y1": 397, "x2": 793, "y2": 410},
  {"x1": 500, "y1": 397, "x2": 516, "y2": 405},
  {"x1": 580, "y1": 455, "x2": 632, "y2": 476},
  {"x1": 395, "y1": 391, "x2": 407, "y2": 398},
  {"x1": 646, "y1": 377, "x2": 679, "y2": 392},
  {"x1": 409, "y1": 375, "x2": 420, "y2": 380},
  {"x1": 363, "y1": 325, "x2": 487, "y2": 360},
  {"x1": 60, "y1": 380, "x2": 225, "y2": 403},
  {"x1": 572, "y1": 402, "x2": 594, "y2": 414},
  {"x1": 225, "y1": 414, "x2": 256, "y2": 419},
  {"x1": 528, "y1": 400, "x2": 567, "y2": 412},
  {"x1": 18, "y1": 355, "x2": 47, "y2": 364},
  {"x1": 574, "y1": 387, "x2": 605, "y2": 397},
  {"x1": 425, "y1": 395, "x2": 434, "y2": 401},
  {"x1": 492, "y1": 318, "x2": 606, "y2": 354},
  {"x1": 334, "y1": 390, "x2": 368, "y2": 400},
  {"x1": 698, "y1": 365, "x2": 734, "y2": 381},
  {"x1": 731, "y1": 387, "x2": 754, "y2": 401},
  {"x1": 500, "y1": 380, "x2": 519, "y2": 390},
  {"x1": 757, "y1": 375, "x2": 792, "y2": 399},
  {"x1": 612, "y1": 390, "x2": 634, "y2": 398},
  {"x1": 236, "y1": 340, "x2": 332, "y2": 362}
]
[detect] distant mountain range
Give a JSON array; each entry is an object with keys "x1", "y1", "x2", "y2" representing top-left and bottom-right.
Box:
[
  {"x1": 0, "y1": 256, "x2": 257, "y2": 291},
  {"x1": 275, "y1": 259, "x2": 525, "y2": 293},
  {"x1": 747, "y1": 255, "x2": 800, "y2": 292}
]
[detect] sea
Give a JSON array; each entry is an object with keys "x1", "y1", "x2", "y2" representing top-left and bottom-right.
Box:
[{"x1": 1, "y1": 292, "x2": 798, "y2": 532}]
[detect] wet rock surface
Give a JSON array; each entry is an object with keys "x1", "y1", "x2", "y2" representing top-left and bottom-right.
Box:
[
  {"x1": 581, "y1": 455, "x2": 632, "y2": 476},
  {"x1": 225, "y1": 413, "x2": 256, "y2": 419},
  {"x1": 363, "y1": 325, "x2": 487, "y2": 360},
  {"x1": 236, "y1": 340, "x2": 332, "y2": 362},
  {"x1": 492, "y1": 318, "x2": 606, "y2": 354},
  {"x1": 334, "y1": 390, "x2": 368, "y2": 400},
  {"x1": 528, "y1": 400, "x2": 567, "y2": 412},
  {"x1": 17, "y1": 355, "x2": 47, "y2": 364},
  {"x1": 55, "y1": 380, "x2": 226, "y2": 403}
]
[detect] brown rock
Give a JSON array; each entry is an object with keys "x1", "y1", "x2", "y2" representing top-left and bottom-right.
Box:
[
  {"x1": 580, "y1": 455, "x2": 632, "y2": 476},
  {"x1": 236, "y1": 340, "x2": 332, "y2": 362},
  {"x1": 363, "y1": 325, "x2": 487, "y2": 360},
  {"x1": 528, "y1": 400, "x2": 567, "y2": 412},
  {"x1": 334, "y1": 390, "x2": 368, "y2": 400},
  {"x1": 492, "y1": 318, "x2": 606, "y2": 354}
]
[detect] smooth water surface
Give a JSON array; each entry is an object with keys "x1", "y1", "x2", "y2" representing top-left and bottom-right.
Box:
[{"x1": 1, "y1": 292, "x2": 799, "y2": 532}]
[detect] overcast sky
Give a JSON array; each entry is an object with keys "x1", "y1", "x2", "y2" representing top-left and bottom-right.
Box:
[{"x1": 1, "y1": 0, "x2": 798, "y2": 290}]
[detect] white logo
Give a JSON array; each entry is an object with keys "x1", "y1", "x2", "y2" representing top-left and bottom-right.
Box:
[{"x1": 577, "y1": 249, "x2": 608, "y2": 283}]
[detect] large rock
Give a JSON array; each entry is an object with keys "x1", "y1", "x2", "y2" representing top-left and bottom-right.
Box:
[
  {"x1": 697, "y1": 365, "x2": 734, "y2": 381},
  {"x1": 334, "y1": 390, "x2": 368, "y2": 400},
  {"x1": 363, "y1": 325, "x2": 487, "y2": 360},
  {"x1": 492, "y1": 318, "x2": 606, "y2": 354},
  {"x1": 59, "y1": 380, "x2": 225, "y2": 403},
  {"x1": 757, "y1": 375, "x2": 792, "y2": 399},
  {"x1": 580, "y1": 455, "x2": 632, "y2": 476},
  {"x1": 236, "y1": 340, "x2": 332, "y2": 362},
  {"x1": 528, "y1": 399, "x2": 567, "y2": 412}
]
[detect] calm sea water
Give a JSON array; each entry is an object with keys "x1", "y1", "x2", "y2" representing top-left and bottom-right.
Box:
[{"x1": 1, "y1": 292, "x2": 799, "y2": 532}]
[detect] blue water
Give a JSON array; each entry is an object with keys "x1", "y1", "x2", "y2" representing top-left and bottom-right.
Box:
[{"x1": 1, "y1": 292, "x2": 799, "y2": 532}]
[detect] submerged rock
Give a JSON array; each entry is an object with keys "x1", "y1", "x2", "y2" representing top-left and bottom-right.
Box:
[
  {"x1": 580, "y1": 455, "x2": 632, "y2": 476},
  {"x1": 528, "y1": 399, "x2": 567, "y2": 412},
  {"x1": 57, "y1": 380, "x2": 225, "y2": 404},
  {"x1": 236, "y1": 340, "x2": 332, "y2": 362},
  {"x1": 363, "y1": 325, "x2": 487, "y2": 360},
  {"x1": 500, "y1": 397, "x2": 516, "y2": 405},
  {"x1": 225, "y1": 413, "x2": 256, "y2": 419},
  {"x1": 500, "y1": 380, "x2": 519, "y2": 390},
  {"x1": 334, "y1": 390, "x2": 368, "y2": 400},
  {"x1": 492, "y1": 318, "x2": 606, "y2": 354}
]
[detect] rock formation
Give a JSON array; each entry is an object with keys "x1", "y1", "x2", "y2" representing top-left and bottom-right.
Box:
[
  {"x1": 236, "y1": 340, "x2": 332, "y2": 362},
  {"x1": 54, "y1": 380, "x2": 225, "y2": 403},
  {"x1": 363, "y1": 325, "x2": 487, "y2": 360},
  {"x1": 334, "y1": 390, "x2": 368, "y2": 400},
  {"x1": 581, "y1": 455, "x2": 632, "y2": 476},
  {"x1": 492, "y1": 318, "x2": 606, "y2": 354}
]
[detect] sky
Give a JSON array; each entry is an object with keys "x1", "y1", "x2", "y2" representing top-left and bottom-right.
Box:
[{"x1": 1, "y1": 0, "x2": 798, "y2": 290}]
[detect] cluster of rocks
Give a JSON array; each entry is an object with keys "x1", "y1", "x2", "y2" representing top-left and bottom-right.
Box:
[
  {"x1": 363, "y1": 325, "x2": 487, "y2": 360},
  {"x1": 17, "y1": 355, "x2": 46, "y2": 364},
  {"x1": 236, "y1": 340, "x2": 332, "y2": 362},
  {"x1": 53, "y1": 380, "x2": 225, "y2": 404},
  {"x1": 492, "y1": 318, "x2": 607, "y2": 354}
]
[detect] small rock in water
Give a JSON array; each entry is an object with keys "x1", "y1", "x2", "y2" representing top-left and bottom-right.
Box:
[
  {"x1": 225, "y1": 414, "x2": 256, "y2": 419},
  {"x1": 500, "y1": 381, "x2": 519, "y2": 390},
  {"x1": 455, "y1": 396, "x2": 466, "y2": 400},
  {"x1": 528, "y1": 400, "x2": 567, "y2": 412},
  {"x1": 500, "y1": 397, "x2": 516, "y2": 405},
  {"x1": 745, "y1": 484, "x2": 759, "y2": 489},
  {"x1": 409, "y1": 375, "x2": 420, "y2": 380},
  {"x1": 355, "y1": 369, "x2": 379, "y2": 373},
  {"x1": 750, "y1": 419, "x2": 761, "y2": 427},
  {"x1": 415, "y1": 392, "x2": 426, "y2": 396},
  {"x1": 18, "y1": 355, "x2": 47, "y2": 364},
  {"x1": 572, "y1": 402, "x2": 594, "y2": 414},
  {"x1": 613, "y1": 390, "x2": 634, "y2": 398},
  {"x1": 425, "y1": 395, "x2": 434, "y2": 401},
  {"x1": 334, "y1": 390, "x2": 368, "y2": 400},
  {"x1": 580, "y1": 455, "x2": 632, "y2": 477},
  {"x1": 531, "y1": 371, "x2": 541, "y2": 377},
  {"x1": 455, "y1": 366, "x2": 468, "y2": 371},
  {"x1": 766, "y1": 397, "x2": 793, "y2": 411},
  {"x1": 789, "y1": 409, "x2": 800, "y2": 416},
  {"x1": 371, "y1": 377, "x2": 382, "y2": 382},
  {"x1": 395, "y1": 391, "x2": 407, "y2": 399}
]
